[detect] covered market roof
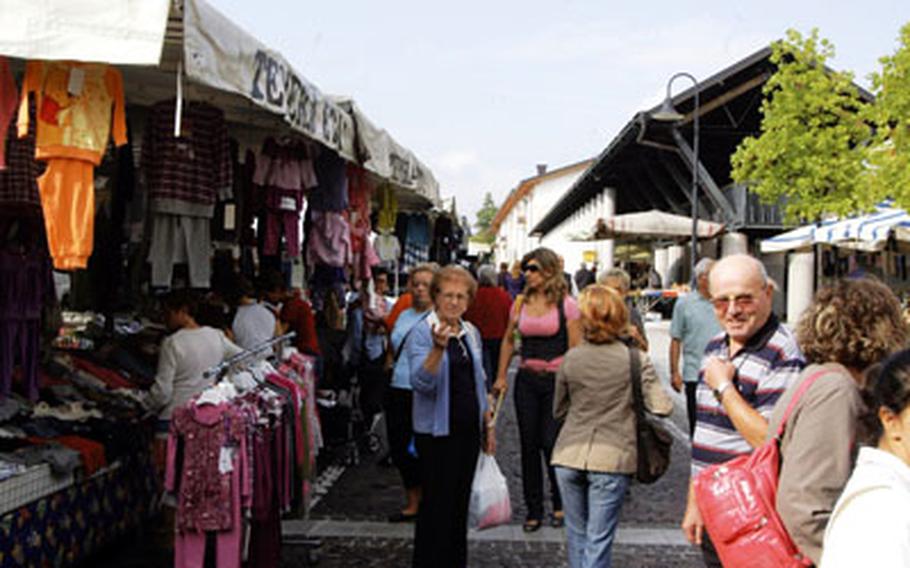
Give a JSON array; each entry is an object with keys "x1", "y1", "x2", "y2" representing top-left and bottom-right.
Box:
[{"x1": 531, "y1": 46, "x2": 875, "y2": 238}]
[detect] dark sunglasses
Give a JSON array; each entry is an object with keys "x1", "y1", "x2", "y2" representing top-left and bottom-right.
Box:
[{"x1": 522, "y1": 263, "x2": 541, "y2": 273}]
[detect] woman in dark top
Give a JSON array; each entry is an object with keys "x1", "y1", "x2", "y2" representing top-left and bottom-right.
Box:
[
  {"x1": 405, "y1": 266, "x2": 494, "y2": 568},
  {"x1": 494, "y1": 247, "x2": 582, "y2": 532}
]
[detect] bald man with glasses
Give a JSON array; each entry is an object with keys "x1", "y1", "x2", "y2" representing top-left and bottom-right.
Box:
[{"x1": 680, "y1": 254, "x2": 805, "y2": 567}]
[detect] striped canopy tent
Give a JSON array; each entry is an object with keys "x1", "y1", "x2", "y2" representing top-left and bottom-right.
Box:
[{"x1": 761, "y1": 203, "x2": 910, "y2": 253}]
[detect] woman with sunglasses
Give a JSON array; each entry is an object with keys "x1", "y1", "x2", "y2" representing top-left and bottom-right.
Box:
[{"x1": 493, "y1": 247, "x2": 582, "y2": 532}]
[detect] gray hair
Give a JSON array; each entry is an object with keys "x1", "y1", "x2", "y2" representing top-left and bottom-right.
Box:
[
  {"x1": 408, "y1": 262, "x2": 440, "y2": 282},
  {"x1": 598, "y1": 267, "x2": 631, "y2": 293},
  {"x1": 694, "y1": 258, "x2": 715, "y2": 279},
  {"x1": 477, "y1": 264, "x2": 498, "y2": 286}
]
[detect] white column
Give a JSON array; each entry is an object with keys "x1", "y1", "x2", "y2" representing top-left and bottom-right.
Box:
[
  {"x1": 653, "y1": 247, "x2": 668, "y2": 287},
  {"x1": 787, "y1": 250, "x2": 815, "y2": 324},
  {"x1": 721, "y1": 232, "x2": 748, "y2": 256},
  {"x1": 600, "y1": 188, "x2": 616, "y2": 268}
]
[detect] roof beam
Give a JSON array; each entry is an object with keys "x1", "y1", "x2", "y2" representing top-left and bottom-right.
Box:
[
  {"x1": 638, "y1": 157, "x2": 688, "y2": 215},
  {"x1": 671, "y1": 128, "x2": 739, "y2": 225},
  {"x1": 657, "y1": 153, "x2": 713, "y2": 216},
  {"x1": 677, "y1": 72, "x2": 771, "y2": 126}
]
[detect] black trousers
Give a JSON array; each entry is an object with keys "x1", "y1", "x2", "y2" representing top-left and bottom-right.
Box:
[
  {"x1": 385, "y1": 387, "x2": 421, "y2": 489},
  {"x1": 481, "y1": 338, "x2": 502, "y2": 391},
  {"x1": 514, "y1": 369, "x2": 562, "y2": 519},
  {"x1": 685, "y1": 382, "x2": 698, "y2": 438},
  {"x1": 412, "y1": 431, "x2": 480, "y2": 568}
]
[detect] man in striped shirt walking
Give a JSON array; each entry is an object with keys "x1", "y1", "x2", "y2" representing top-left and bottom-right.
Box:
[{"x1": 680, "y1": 254, "x2": 805, "y2": 567}]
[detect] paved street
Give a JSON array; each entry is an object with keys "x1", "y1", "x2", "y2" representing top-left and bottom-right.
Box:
[{"x1": 293, "y1": 320, "x2": 705, "y2": 567}]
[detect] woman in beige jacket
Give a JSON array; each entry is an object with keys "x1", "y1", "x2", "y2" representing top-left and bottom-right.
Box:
[{"x1": 552, "y1": 285, "x2": 672, "y2": 568}]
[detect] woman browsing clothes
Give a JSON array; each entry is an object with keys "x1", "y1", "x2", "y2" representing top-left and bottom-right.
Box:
[
  {"x1": 552, "y1": 285, "x2": 672, "y2": 568},
  {"x1": 493, "y1": 247, "x2": 582, "y2": 532},
  {"x1": 406, "y1": 266, "x2": 494, "y2": 568}
]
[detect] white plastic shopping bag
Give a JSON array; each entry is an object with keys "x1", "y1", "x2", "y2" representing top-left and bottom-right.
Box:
[{"x1": 468, "y1": 453, "x2": 512, "y2": 530}]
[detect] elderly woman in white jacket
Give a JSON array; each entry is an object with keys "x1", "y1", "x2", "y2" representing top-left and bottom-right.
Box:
[{"x1": 821, "y1": 349, "x2": 910, "y2": 567}]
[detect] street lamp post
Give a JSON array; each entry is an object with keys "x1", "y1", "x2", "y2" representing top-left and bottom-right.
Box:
[{"x1": 651, "y1": 72, "x2": 699, "y2": 286}]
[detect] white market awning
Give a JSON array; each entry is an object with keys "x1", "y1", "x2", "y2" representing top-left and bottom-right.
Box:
[
  {"x1": 761, "y1": 204, "x2": 910, "y2": 253},
  {"x1": 0, "y1": 0, "x2": 438, "y2": 203},
  {"x1": 571, "y1": 210, "x2": 725, "y2": 242},
  {"x1": 333, "y1": 98, "x2": 440, "y2": 208},
  {"x1": 0, "y1": 0, "x2": 171, "y2": 65}
]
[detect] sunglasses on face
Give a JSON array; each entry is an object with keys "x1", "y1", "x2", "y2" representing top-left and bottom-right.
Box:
[
  {"x1": 711, "y1": 293, "x2": 758, "y2": 312},
  {"x1": 522, "y1": 263, "x2": 541, "y2": 273}
]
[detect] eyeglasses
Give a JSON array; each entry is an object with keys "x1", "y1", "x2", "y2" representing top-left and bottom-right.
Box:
[
  {"x1": 522, "y1": 263, "x2": 541, "y2": 273},
  {"x1": 711, "y1": 293, "x2": 759, "y2": 312},
  {"x1": 440, "y1": 292, "x2": 470, "y2": 303}
]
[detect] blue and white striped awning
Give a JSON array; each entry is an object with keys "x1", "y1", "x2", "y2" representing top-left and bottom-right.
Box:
[{"x1": 761, "y1": 203, "x2": 910, "y2": 253}]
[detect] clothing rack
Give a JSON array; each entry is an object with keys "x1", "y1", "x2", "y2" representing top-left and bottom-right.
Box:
[{"x1": 203, "y1": 332, "x2": 297, "y2": 380}]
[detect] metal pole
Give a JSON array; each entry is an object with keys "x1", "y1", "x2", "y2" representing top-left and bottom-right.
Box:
[{"x1": 663, "y1": 72, "x2": 699, "y2": 285}]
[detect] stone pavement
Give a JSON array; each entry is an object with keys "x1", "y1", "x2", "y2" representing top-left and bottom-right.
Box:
[{"x1": 296, "y1": 321, "x2": 705, "y2": 567}]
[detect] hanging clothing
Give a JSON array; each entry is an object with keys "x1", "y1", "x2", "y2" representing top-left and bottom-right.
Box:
[
  {"x1": 17, "y1": 61, "x2": 127, "y2": 165},
  {"x1": 0, "y1": 247, "x2": 51, "y2": 401},
  {"x1": 376, "y1": 184, "x2": 398, "y2": 232},
  {"x1": 0, "y1": 99, "x2": 42, "y2": 210},
  {"x1": 36, "y1": 158, "x2": 95, "y2": 270},
  {"x1": 309, "y1": 150, "x2": 348, "y2": 212},
  {"x1": 253, "y1": 136, "x2": 317, "y2": 212},
  {"x1": 147, "y1": 213, "x2": 212, "y2": 289},
  {"x1": 142, "y1": 99, "x2": 232, "y2": 219},
  {"x1": 17, "y1": 61, "x2": 127, "y2": 269},
  {"x1": 264, "y1": 209, "x2": 300, "y2": 257},
  {"x1": 0, "y1": 56, "x2": 18, "y2": 171},
  {"x1": 166, "y1": 402, "x2": 250, "y2": 568},
  {"x1": 306, "y1": 211, "x2": 352, "y2": 269}
]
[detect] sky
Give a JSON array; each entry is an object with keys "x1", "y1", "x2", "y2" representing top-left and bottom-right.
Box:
[{"x1": 209, "y1": 0, "x2": 910, "y2": 227}]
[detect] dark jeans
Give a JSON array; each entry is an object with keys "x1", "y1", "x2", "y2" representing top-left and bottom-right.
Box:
[
  {"x1": 685, "y1": 382, "x2": 698, "y2": 438},
  {"x1": 514, "y1": 368, "x2": 562, "y2": 519},
  {"x1": 385, "y1": 387, "x2": 421, "y2": 489},
  {"x1": 481, "y1": 338, "x2": 502, "y2": 390},
  {"x1": 413, "y1": 430, "x2": 480, "y2": 568}
]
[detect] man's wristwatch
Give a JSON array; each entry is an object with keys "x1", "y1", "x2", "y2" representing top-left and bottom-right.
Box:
[{"x1": 712, "y1": 381, "x2": 734, "y2": 403}]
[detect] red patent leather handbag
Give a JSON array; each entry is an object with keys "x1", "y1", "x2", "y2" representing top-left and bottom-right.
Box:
[{"x1": 693, "y1": 370, "x2": 825, "y2": 568}]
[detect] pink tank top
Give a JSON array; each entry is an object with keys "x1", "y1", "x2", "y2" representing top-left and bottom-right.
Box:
[{"x1": 516, "y1": 296, "x2": 579, "y2": 373}]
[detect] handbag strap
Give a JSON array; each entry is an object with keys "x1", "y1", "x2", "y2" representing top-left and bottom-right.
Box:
[
  {"x1": 774, "y1": 367, "x2": 828, "y2": 440},
  {"x1": 628, "y1": 345, "x2": 645, "y2": 423}
]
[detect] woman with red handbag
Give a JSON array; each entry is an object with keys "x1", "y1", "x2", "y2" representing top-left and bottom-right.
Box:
[{"x1": 767, "y1": 278, "x2": 908, "y2": 565}]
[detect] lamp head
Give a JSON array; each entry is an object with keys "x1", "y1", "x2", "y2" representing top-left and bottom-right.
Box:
[{"x1": 651, "y1": 97, "x2": 685, "y2": 122}]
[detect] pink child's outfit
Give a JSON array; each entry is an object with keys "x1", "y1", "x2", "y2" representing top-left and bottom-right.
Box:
[{"x1": 166, "y1": 402, "x2": 250, "y2": 568}]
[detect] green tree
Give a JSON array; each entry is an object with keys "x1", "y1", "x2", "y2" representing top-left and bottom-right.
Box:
[
  {"x1": 866, "y1": 23, "x2": 910, "y2": 206},
  {"x1": 730, "y1": 29, "x2": 874, "y2": 222},
  {"x1": 472, "y1": 192, "x2": 498, "y2": 243}
]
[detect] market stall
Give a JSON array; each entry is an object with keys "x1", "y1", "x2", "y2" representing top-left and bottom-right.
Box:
[
  {"x1": 761, "y1": 203, "x2": 910, "y2": 318},
  {"x1": 571, "y1": 209, "x2": 725, "y2": 314},
  {"x1": 0, "y1": 1, "x2": 442, "y2": 566}
]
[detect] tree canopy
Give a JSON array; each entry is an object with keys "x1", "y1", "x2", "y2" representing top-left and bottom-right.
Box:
[
  {"x1": 471, "y1": 192, "x2": 498, "y2": 243},
  {"x1": 730, "y1": 29, "x2": 873, "y2": 222}
]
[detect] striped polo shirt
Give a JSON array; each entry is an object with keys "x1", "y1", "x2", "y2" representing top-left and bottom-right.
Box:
[{"x1": 691, "y1": 314, "x2": 805, "y2": 473}]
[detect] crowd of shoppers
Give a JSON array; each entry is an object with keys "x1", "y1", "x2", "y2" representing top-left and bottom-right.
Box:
[{"x1": 254, "y1": 243, "x2": 910, "y2": 568}]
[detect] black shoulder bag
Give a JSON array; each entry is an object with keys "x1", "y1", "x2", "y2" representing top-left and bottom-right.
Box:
[{"x1": 628, "y1": 346, "x2": 673, "y2": 484}]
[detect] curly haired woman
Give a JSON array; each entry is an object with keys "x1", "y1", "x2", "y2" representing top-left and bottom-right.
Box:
[{"x1": 767, "y1": 277, "x2": 909, "y2": 565}]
